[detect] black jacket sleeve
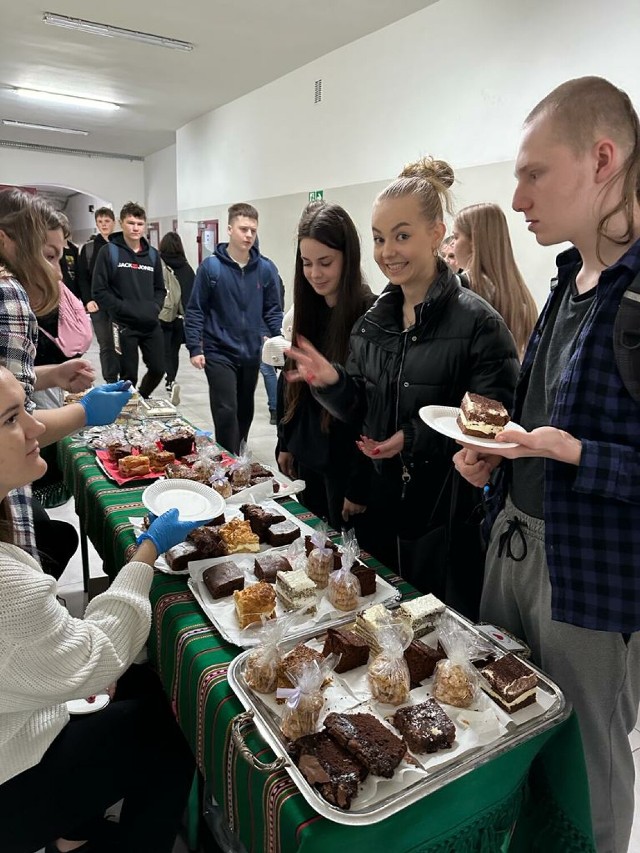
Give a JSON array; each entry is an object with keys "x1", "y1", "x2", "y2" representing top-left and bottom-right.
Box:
[
  {"x1": 91, "y1": 244, "x2": 120, "y2": 318},
  {"x1": 77, "y1": 244, "x2": 92, "y2": 306},
  {"x1": 402, "y1": 314, "x2": 519, "y2": 459}
]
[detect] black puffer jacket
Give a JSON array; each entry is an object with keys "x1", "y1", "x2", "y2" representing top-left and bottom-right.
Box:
[{"x1": 316, "y1": 265, "x2": 519, "y2": 484}]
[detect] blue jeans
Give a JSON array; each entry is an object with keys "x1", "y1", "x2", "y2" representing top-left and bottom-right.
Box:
[{"x1": 259, "y1": 362, "x2": 277, "y2": 411}]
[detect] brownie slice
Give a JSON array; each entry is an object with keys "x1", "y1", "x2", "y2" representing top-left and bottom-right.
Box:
[
  {"x1": 159, "y1": 429, "x2": 195, "y2": 458},
  {"x1": 322, "y1": 627, "x2": 369, "y2": 673},
  {"x1": 289, "y1": 731, "x2": 368, "y2": 810},
  {"x1": 351, "y1": 561, "x2": 376, "y2": 596},
  {"x1": 254, "y1": 553, "x2": 292, "y2": 583},
  {"x1": 202, "y1": 562, "x2": 245, "y2": 599},
  {"x1": 392, "y1": 699, "x2": 456, "y2": 754},
  {"x1": 187, "y1": 526, "x2": 228, "y2": 558},
  {"x1": 323, "y1": 712, "x2": 406, "y2": 778},
  {"x1": 264, "y1": 520, "x2": 301, "y2": 547},
  {"x1": 240, "y1": 503, "x2": 285, "y2": 540},
  {"x1": 165, "y1": 541, "x2": 200, "y2": 571},
  {"x1": 404, "y1": 641, "x2": 447, "y2": 688}
]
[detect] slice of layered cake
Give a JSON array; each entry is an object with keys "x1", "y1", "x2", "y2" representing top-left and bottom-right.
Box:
[
  {"x1": 398, "y1": 594, "x2": 445, "y2": 638},
  {"x1": 457, "y1": 392, "x2": 509, "y2": 439},
  {"x1": 275, "y1": 569, "x2": 317, "y2": 614},
  {"x1": 479, "y1": 653, "x2": 538, "y2": 714}
]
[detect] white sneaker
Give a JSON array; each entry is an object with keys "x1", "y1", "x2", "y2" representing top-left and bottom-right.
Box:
[{"x1": 170, "y1": 383, "x2": 181, "y2": 406}]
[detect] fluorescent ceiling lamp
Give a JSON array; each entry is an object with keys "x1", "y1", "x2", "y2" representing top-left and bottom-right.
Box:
[
  {"x1": 14, "y1": 88, "x2": 119, "y2": 111},
  {"x1": 3, "y1": 119, "x2": 89, "y2": 135},
  {"x1": 42, "y1": 12, "x2": 194, "y2": 51}
]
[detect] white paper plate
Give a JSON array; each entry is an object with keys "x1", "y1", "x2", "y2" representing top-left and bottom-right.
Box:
[
  {"x1": 419, "y1": 405, "x2": 525, "y2": 450},
  {"x1": 66, "y1": 694, "x2": 110, "y2": 715},
  {"x1": 142, "y1": 478, "x2": 225, "y2": 522}
]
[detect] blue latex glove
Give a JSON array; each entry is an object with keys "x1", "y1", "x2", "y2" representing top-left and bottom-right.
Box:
[
  {"x1": 79, "y1": 381, "x2": 132, "y2": 426},
  {"x1": 136, "y1": 508, "x2": 211, "y2": 555}
]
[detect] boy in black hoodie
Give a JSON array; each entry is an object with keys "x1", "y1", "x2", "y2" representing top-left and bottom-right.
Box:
[{"x1": 92, "y1": 202, "x2": 166, "y2": 397}]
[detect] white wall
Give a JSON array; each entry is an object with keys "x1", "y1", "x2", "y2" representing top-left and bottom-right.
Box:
[
  {"x1": 171, "y1": 0, "x2": 640, "y2": 307},
  {"x1": 0, "y1": 147, "x2": 144, "y2": 216},
  {"x1": 144, "y1": 144, "x2": 177, "y2": 240},
  {"x1": 64, "y1": 191, "x2": 108, "y2": 244}
]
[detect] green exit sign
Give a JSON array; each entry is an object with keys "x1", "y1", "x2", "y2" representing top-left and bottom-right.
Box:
[{"x1": 309, "y1": 189, "x2": 324, "y2": 201}]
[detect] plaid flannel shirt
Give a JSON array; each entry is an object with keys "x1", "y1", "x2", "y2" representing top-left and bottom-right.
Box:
[
  {"x1": 0, "y1": 272, "x2": 39, "y2": 556},
  {"x1": 506, "y1": 241, "x2": 640, "y2": 632}
]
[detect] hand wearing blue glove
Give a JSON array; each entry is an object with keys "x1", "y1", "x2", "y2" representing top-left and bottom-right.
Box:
[
  {"x1": 79, "y1": 381, "x2": 132, "y2": 426},
  {"x1": 136, "y1": 508, "x2": 211, "y2": 555}
]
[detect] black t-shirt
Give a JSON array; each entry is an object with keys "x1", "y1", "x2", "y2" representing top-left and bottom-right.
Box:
[{"x1": 511, "y1": 273, "x2": 596, "y2": 518}]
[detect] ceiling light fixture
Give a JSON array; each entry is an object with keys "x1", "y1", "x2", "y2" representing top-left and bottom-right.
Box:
[
  {"x1": 42, "y1": 12, "x2": 194, "y2": 51},
  {"x1": 3, "y1": 119, "x2": 89, "y2": 135},
  {"x1": 14, "y1": 88, "x2": 119, "y2": 111}
]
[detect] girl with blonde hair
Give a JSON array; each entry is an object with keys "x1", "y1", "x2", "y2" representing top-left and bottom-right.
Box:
[
  {"x1": 452, "y1": 203, "x2": 537, "y2": 356},
  {"x1": 286, "y1": 158, "x2": 519, "y2": 618}
]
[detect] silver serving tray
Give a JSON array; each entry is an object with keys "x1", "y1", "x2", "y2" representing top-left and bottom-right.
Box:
[{"x1": 227, "y1": 608, "x2": 569, "y2": 826}]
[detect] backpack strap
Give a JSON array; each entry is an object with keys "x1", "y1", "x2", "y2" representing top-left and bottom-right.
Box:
[
  {"x1": 614, "y1": 268, "x2": 640, "y2": 402},
  {"x1": 107, "y1": 241, "x2": 119, "y2": 273}
]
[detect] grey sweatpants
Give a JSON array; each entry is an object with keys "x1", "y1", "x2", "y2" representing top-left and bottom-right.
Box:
[{"x1": 481, "y1": 497, "x2": 640, "y2": 853}]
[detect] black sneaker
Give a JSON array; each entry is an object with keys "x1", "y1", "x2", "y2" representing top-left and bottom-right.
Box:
[{"x1": 269, "y1": 409, "x2": 277, "y2": 425}]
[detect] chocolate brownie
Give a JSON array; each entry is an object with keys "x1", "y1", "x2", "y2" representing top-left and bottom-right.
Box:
[
  {"x1": 187, "y1": 526, "x2": 228, "y2": 558},
  {"x1": 254, "y1": 553, "x2": 292, "y2": 583},
  {"x1": 240, "y1": 503, "x2": 285, "y2": 540},
  {"x1": 392, "y1": 699, "x2": 456, "y2": 754},
  {"x1": 351, "y1": 561, "x2": 376, "y2": 596},
  {"x1": 323, "y1": 712, "x2": 406, "y2": 778},
  {"x1": 165, "y1": 541, "x2": 200, "y2": 571},
  {"x1": 322, "y1": 627, "x2": 369, "y2": 673},
  {"x1": 289, "y1": 731, "x2": 368, "y2": 810},
  {"x1": 202, "y1": 562, "x2": 245, "y2": 599},
  {"x1": 159, "y1": 429, "x2": 195, "y2": 458},
  {"x1": 403, "y1": 641, "x2": 447, "y2": 687},
  {"x1": 264, "y1": 520, "x2": 300, "y2": 547}
]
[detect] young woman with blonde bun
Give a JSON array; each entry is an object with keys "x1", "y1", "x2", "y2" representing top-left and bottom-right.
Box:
[
  {"x1": 452, "y1": 203, "x2": 538, "y2": 357},
  {"x1": 286, "y1": 158, "x2": 519, "y2": 618}
]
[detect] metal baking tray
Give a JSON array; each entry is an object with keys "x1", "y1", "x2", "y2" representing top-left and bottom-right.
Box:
[{"x1": 227, "y1": 608, "x2": 568, "y2": 826}]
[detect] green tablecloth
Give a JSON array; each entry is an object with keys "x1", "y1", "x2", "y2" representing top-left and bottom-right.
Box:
[{"x1": 58, "y1": 436, "x2": 596, "y2": 853}]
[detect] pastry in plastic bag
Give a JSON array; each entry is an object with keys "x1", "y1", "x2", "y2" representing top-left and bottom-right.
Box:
[{"x1": 368, "y1": 622, "x2": 412, "y2": 705}]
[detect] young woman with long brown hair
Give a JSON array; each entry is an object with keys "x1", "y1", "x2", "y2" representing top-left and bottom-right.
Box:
[
  {"x1": 277, "y1": 200, "x2": 375, "y2": 530},
  {"x1": 452, "y1": 202, "x2": 538, "y2": 357}
]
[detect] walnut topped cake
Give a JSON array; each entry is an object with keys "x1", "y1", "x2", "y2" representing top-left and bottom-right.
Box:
[{"x1": 457, "y1": 392, "x2": 509, "y2": 439}]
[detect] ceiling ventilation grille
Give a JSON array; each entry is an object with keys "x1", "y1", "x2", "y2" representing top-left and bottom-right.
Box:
[
  {"x1": 314, "y1": 79, "x2": 323, "y2": 104},
  {"x1": 0, "y1": 139, "x2": 143, "y2": 161}
]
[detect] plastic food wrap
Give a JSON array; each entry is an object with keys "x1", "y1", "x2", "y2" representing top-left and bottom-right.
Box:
[
  {"x1": 306, "y1": 523, "x2": 333, "y2": 588},
  {"x1": 432, "y1": 612, "x2": 486, "y2": 708},
  {"x1": 278, "y1": 655, "x2": 337, "y2": 741},
  {"x1": 244, "y1": 615, "x2": 293, "y2": 693},
  {"x1": 209, "y1": 464, "x2": 233, "y2": 498},
  {"x1": 229, "y1": 442, "x2": 252, "y2": 487},
  {"x1": 327, "y1": 536, "x2": 361, "y2": 611},
  {"x1": 368, "y1": 622, "x2": 412, "y2": 705}
]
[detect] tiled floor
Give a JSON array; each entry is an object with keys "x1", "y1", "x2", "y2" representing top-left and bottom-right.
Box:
[{"x1": 42, "y1": 340, "x2": 640, "y2": 851}]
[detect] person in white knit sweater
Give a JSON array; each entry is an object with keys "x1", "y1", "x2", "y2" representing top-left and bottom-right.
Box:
[{"x1": 0, "y1": 367, "x2": 206, "y2": 852}]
